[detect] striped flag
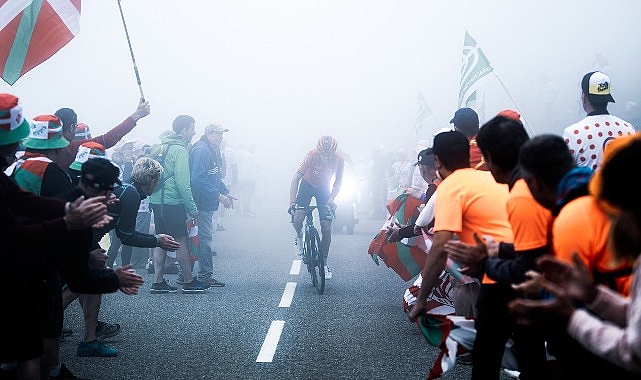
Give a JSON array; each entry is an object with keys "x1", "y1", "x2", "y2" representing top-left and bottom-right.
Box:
[
  {"x1": 0, "y1": 0, "x2": 81, "y2": 85},
  {"x1": 457, "y1": 31, "x2": 494, "y2": 108}
]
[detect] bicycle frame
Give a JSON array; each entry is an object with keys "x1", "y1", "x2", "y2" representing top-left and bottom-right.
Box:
[{"x1": 293, "y1": 205, "x2": 325, "y2": 294}]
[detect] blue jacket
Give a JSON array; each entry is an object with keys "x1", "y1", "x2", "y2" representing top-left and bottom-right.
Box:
[{"x1": 189, "y1": 137, "x2": 229, "y2": 211}]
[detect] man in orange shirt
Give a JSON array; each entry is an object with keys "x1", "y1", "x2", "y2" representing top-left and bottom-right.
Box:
[
  {"x1": 408, "y1": 130, "x2": 513, "y2": 324},
  {"x1": 446, "y1": 115, "x2": 551, "y2": 380}
]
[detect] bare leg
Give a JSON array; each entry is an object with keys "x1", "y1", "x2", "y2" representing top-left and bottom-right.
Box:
[
  {"x1": 78, "y1": 294, "x2": 101, "y2": 342},
  {"x1": 153, "y1": 247, "x2": 167, "y2": 283},
  {"x1": 61, "y1": 289, "x2": 79, "y2": 310},
  {"x1": 320, "y1": 220, "x2": 332, "y2": 260},
  {"x1": 175, "y1": 237, "x2": 193, "y2": 283}
]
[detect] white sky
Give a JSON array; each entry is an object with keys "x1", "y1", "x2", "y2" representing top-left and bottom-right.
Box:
[{"x1": 2, "y1": 0, "x2": 641, "y2": 174}]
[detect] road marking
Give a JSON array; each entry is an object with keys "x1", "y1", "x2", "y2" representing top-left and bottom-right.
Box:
[
  {"x1": 278, "y1": 282, "x2": 297, "y2": 308},
  {"x1": 256, "y1": 320, "x2": 285, "y2": 363},
  {"x1": 290, "y1": 260, "x2": 301, "y2": 274}
]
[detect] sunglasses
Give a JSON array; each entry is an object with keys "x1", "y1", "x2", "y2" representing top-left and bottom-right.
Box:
[{"x1": 87, "y1": 181, "x2": 115, "y2": 191}]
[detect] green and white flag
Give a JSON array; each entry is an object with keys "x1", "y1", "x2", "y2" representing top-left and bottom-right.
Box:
[{"x1": 457, "y1": 31, "x2": 494, "y2": 108}]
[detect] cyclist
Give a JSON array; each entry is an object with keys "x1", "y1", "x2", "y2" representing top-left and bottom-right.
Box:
[{"x1": 289, "y1": 135, "x2": 344, "y2": 279}]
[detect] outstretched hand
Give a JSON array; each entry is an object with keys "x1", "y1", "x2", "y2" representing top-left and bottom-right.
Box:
[{"x1": 115, "y1": 265, "x2": 144, "y2": 295}]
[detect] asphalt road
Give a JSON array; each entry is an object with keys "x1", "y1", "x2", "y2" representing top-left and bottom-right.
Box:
[{"x1": 59, "y1": 203, "x2": 498, "y2": 380}]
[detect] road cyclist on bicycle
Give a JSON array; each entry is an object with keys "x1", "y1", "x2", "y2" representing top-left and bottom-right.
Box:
[{"x1": 288, "y1": 135, "x2": 344, "y2": 279}]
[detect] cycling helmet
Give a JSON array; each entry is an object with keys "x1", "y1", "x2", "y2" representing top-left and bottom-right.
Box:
[{"x1": 317, "y1": 135, "x2": 337, "y2": 153}]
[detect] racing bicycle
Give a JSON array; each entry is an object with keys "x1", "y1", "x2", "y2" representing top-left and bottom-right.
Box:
[{"x1": 291, "y1": 205, "x2": 325, "y2": 294}]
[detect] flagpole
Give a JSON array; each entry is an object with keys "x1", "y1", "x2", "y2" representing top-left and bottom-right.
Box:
[
  {"x1": 117, "y1": 0, "x2": 145, "y2": 103},
  {"x1": 493, "y1": 73, "x2": 536, "y2": 135}
]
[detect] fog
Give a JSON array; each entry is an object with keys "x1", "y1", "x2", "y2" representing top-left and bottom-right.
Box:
[{"x1": 2, "y1": 0, "x2": 641, "y2": 204}]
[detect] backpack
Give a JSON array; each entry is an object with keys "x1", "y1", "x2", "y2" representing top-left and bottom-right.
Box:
[{"x1": 145, "y1": 142, "x2": 179, "y2": 218}]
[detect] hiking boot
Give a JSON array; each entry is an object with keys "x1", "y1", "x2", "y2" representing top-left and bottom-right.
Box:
[
  {"x1": 294, "y1": 236, "x2": 304, "y2": 257},
  {"x1": 182, "y1": 278, "x2": 208, "y2": 293},
  {"x1": 95, "y1": 321, "x2": 120, "y2": 340},
  {"x1": 324, "y1": 265, "x2": 333, "y2": 279},
  {"x1": 150, "y1": 279, "x2": 178, "y2": 294},
  {"x1": 200, "y1": 278, "x2": 225, "y2": 287},
  {"x1": 50, "y1": 364, "x2": 89, "y2": 380},
  {"x1": 77, "y1": 340, "x2": 118, "y2": 357}
]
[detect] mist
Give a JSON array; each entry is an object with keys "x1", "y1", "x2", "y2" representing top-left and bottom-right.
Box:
[{"x1": 2, "y1": 0, "x2": 641, "y2": 206}]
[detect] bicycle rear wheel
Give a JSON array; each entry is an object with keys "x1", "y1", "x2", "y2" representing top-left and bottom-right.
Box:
[{"x1": 308, "y1": 228, "x2": 324, "y2": 294}]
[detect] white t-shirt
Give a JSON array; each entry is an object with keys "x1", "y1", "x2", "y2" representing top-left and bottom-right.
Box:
[{"x1": 562, "y1": 114, "x2": 635, "y2": 170}]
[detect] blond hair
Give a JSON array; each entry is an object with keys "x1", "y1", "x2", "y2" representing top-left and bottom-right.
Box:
[{"x1": 131, "y1": 157, "x2": 163, "y2": 185}]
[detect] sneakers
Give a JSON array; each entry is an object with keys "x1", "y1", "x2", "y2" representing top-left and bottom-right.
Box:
[
  {"x1": 294, "y1": 236, "x2": 304, "y2": 257},
  {"x1": 150, "y1": 279, "x2": 178, "y2": 294},
  {"x1": 199, "y1": 278, "x2": 225, "y2": 287},
  {"x1": 50, "y1": 364, "x2": 89, "y2": 380},
  {"x1": 324, "y1": 265, "x2": 332, "y2": 279},
  {"x1": 182, "y1": 278, "x2": 209, "y2": 293},
  {"x1": 77, "y1": 339, "x2": 118, "y2": 357},
  {"x1": 456, "y1": 352, "x2": 473, "y2": 366},
  {"x1": 95, "y1": 321, "x2": 120, "y2": 340}
]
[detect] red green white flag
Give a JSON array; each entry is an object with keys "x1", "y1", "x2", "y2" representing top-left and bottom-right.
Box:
[{"x1": 0, "y1": 0, "x2": 81, "y2": 85}]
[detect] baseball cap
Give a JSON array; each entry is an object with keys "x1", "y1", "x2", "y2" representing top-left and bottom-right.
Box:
[
  {"x1": 414, "y1": 148, "x2": 434, "y2": 166},
  {"x1": 449, "y1": 108, "x2": 479, "y2": 126},
  {"x1": 582, "y1": 71, "x2": 615, "y2": 104},
  {"x1": 205, "y1": 123, "x2": 230, "y2": 134},
  {"x1": 81, "y1": 157, "x2": 122, "y2": 191},
  {"x1": 0, "y1": 94, "x2": 30, "y2": 146}
]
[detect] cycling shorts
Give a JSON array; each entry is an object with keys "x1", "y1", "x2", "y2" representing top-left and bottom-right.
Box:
[{"x1": 295, "y1": 179, "x2": 333, "y2": 221}]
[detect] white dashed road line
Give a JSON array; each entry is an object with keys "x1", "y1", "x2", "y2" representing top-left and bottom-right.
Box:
[
  {"x1": 256, "y1": 320, "x2": 285, "y2": 363},
  {"x1": 278, "y1": 282, "x2": 297, "y2": 308},
  {"x1": 290, "y1": 259, "x2": 302, "y2": 275}
]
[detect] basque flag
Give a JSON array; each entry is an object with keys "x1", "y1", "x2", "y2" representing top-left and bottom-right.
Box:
[{"x1": 0, "y1": 0, "x2": 81, "y2": 85}]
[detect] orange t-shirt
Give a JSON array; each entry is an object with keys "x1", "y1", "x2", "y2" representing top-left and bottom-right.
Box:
[
  {"x1": 508, "y1": 178, "x2": 552, "y2": 252},
  {"x1": 553, "y1": 195, "x2": 632, "y2": 295},
  {"x1": 434, "y1": 168, "x2": 513, "y2": 283}
]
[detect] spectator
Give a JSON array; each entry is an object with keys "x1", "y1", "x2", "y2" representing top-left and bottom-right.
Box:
[
  {"x1": 510, "y1": 133, "x2": 641, "y2": 378},
  {"x1": 67, "y1": 141, "x2": 106, "y2": 185},
  {"x1": 54, "y1": 100, "x2": 150, "y2": 169},
  {"x1": 189, "y1": 123, "x2": 234, "y2": 288},
  {"x1": 449, "y1": 107, "x2": 488, "y2": 171},
  {"x1": 514, "y1": 134, "x2": 635, "y2": 378},
  {"x1": 0, "y1": 93, "x2": 115, "y2": 380},
  {"x1": 148, "y1": 115, "x2": 208, "y2": 293},
  {"x1": 562, "y1": 71, "x2": 635, "y2": 169},
  {"x1": 407, "y1": 130, "x2": 513, "y2": 322}
]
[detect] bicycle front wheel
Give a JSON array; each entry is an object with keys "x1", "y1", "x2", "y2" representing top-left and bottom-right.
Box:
[{"x1": 308, "y1": 228, "x2": 324, "y2": 294}]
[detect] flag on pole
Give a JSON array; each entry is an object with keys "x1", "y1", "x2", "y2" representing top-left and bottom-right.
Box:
[
  {"x1": 0, "y1": 0, "x2": 81, "y2": 85},
  {"x1": 415, "y1": 90, "x2": 433, "y2": 133},
  {"x1": 457, "y1": 31, "x2": 494, "y2": 108}
]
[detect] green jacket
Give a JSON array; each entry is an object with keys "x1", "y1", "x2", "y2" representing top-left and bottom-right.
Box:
[{"x1": 148, "y1": 132, "x2": 197, "y2": 216}]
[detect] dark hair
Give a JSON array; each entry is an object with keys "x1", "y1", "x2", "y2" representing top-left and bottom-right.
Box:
[
  {"x1": 518, "y1": 134, "x2": 575, "y2": 189},
  {"x1": 476, "y1": 116, "x2": 529, "y2": 173},
  {"x1": 172, "y1": 115, "x2": 195, "y2": 134},
  {"x1": 585, "y1": 96, "x2": 609, "y2": 113},
  {"x1": 454, "y1": 122, "x2": 479, "y2": 138},
  {"x1": 433, "y1": 130, "x2": 470, "y2": 170},
  {"x1": 54, "y1": 108, "x2": 77, "y2": 133}
]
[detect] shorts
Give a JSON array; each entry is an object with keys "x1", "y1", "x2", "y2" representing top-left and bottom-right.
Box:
[
  {"x1": 38, "y1": 271, "x2": 63, "y2": 339},
  {"x1": 295, "y1": 179, "x2": 333, "y2": 221},
  {"x1": 150, "y1": 203, "x2": 188, "y2": 238}
]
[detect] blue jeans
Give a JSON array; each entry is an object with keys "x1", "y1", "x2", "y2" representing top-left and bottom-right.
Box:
[{"x1": 196, "y1": 210, "x2": 216, "y2": 280}]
